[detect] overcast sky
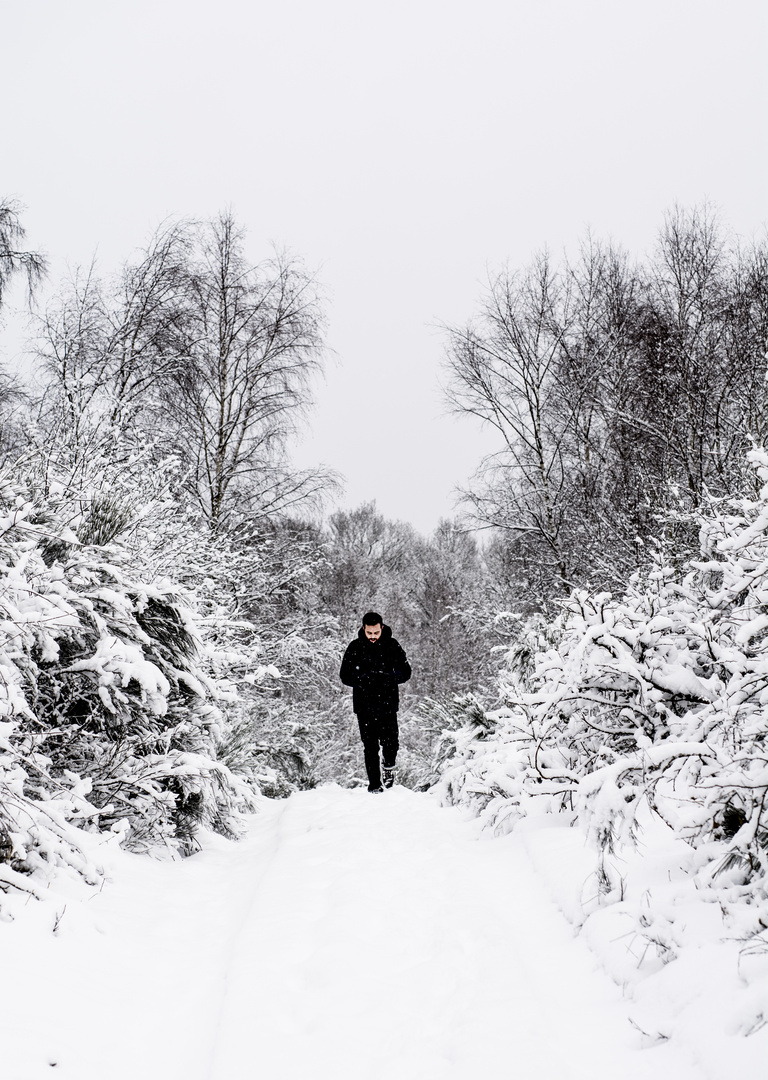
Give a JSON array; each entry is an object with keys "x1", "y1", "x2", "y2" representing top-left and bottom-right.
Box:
[{"x1": 3, "y1": 0, "x2": 766, "y2": 533}]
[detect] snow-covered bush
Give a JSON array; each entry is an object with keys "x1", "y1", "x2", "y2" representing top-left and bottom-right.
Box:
[
  {"x1": 437, "y1": 449, "x2": 768, "y2": 943},
  {"x1": 187, "y1": 516, "x2": 347, "y2": 793},
  {"x1": 0, "y1": 463, "x2": 263, "y2": 905}
]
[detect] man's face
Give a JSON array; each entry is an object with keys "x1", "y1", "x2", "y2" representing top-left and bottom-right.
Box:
[{"x1": 364, "y1": 623, "x2": 382, "y2": 643}]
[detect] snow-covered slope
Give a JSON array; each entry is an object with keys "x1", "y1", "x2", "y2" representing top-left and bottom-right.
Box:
[{"x1": 2, "y1": 786, "x2": 706, "y2": 1079}]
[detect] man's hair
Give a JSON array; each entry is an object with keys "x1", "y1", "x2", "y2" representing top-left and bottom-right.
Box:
[{"x1": 362, "y1": 611, "x2": 383, "y2": 627}]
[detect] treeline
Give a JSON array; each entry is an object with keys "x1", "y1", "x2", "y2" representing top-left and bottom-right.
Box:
[
  {"x1": 2, "y1": 199, "x2": 768, "y2": 917},
  {"x1": 444, "y1": 205, "x2": 768, "y2": 609}
]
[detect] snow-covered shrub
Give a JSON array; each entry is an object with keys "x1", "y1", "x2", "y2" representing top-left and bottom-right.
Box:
[
  {"x1": 0, "y1": 464, "x2": 261, "y2": 906},
  {"x1": 437, "y1": 449, "x2": 768, "y2": 934},
  {"x1": 187, "y1": 517, "x2": 347, "y2": 793},
  {"x1": 412, "y1": 694, "x2": 496, "y2": 791}
]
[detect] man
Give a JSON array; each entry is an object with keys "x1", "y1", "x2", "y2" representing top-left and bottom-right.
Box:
[{"x1": 340, "y1": 611, "x2": 412, "y2": 793}]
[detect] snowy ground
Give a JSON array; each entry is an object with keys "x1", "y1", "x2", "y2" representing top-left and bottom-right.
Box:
[{"x1": 0, "y1": 785, "x2": 748, "y2": 1079}]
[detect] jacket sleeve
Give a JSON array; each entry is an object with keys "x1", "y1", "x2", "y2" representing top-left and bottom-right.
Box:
[
  {"x1": 339, "y1": 642, "x2": 358, "y2": 687},
  {"x1": 391, "y1": 640, "x2": 412, "y2": 685}
]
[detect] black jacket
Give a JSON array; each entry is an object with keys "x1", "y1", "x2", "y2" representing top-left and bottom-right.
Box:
[{"x1": 339, "y1": 624, "x2": 411, "y2": 714}]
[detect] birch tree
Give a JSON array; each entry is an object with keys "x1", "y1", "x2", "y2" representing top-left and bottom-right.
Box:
[
  {"x1": 0, "y1": 199, "x2": 46, "y2": 309},
  {"x1": 0, "y1": 199, "x2": 45, "y2": 455},
  {"x1": 444, "y1": 253, "x2": 574, "y2": 597},
  {"x1": 159, "y1": 212, "x2": 329, "y2": 529},
  {"x1": 445, "y1": 209, "x2": 768, "y2": 609},
  {"x1": 36, "y1": 212, "x2": 332, "y2": 531}
]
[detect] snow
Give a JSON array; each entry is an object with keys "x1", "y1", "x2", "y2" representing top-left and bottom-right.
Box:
[
  {"x1": 0, "y1": 784, "x2": 716, "y2": 1080},
  {"x1": 67, "y1": 635, "x2": 171, "y2": 714}
]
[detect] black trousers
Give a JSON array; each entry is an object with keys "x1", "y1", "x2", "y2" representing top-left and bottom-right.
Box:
[{"x1": 357, "y1": 709, "x2": 399, "y2": 790}]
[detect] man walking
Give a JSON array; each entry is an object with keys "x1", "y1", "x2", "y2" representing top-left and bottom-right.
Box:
[{"x1": 340, "y1": 611, "x2": 412, "y2": 793}]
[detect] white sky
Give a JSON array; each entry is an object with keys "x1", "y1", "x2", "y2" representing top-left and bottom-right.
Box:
[{"x1": 2, "y1": 0, "x2": 766, "y2": 533}]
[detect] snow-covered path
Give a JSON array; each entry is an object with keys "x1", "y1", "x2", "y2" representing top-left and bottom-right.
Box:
[{"x1": 4, "y1": 785, "x2": 705, "y2": 1079}]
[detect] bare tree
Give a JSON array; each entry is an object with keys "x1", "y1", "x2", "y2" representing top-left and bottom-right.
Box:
[
  {"x1": 162, "y1": 212, "x2": 331, "y2": 529},
  {"x1": 36, "y1": 222, "x2": 189, "y2": 444},
  {"x1": 35, "y1": 213, "x2": 334, "y2": 530},
  {"x1": 0, "y1": 199, "x2": 46, "y2": 310},
  {"x1": 412, "y1": 519, "x2": 490, "y2": 698},
  {"x1": 444, "y1": 252, "x2": 574, "y2": 594},
  {"x1": 0, "y1": 200, "x2": 46, "y2": 457},
  {"x1": 554, "y1": 237, "x2": 657, "y2": 582},
  {"x1": 321, "y1": 502, "x2": 419, "y2": 629},
  {"x1": 643, "y1": 205, "x2": 768, "y2": 500},
  {"x1": 444, "y1": 208, "x2": 768, "y2": 610},
  {"x1": 320, "y1": 504, "x2": 493, "y2": 701}
]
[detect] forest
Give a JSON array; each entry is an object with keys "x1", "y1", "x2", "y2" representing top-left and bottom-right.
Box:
[{"x1": 3, "y1": 198, "x2": 768, "y2": 965}]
